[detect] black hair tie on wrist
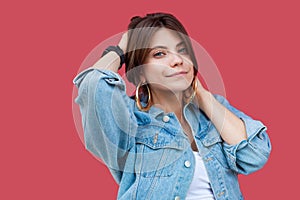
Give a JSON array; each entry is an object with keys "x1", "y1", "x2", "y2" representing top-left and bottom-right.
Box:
[{"x1": 101, "y1": 45, "x2": 125, "y2": 70}]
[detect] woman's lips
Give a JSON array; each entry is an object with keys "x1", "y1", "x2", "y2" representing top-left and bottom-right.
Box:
[{"x1": 166, "y1": 71, "x2": 188, "y2": 77}]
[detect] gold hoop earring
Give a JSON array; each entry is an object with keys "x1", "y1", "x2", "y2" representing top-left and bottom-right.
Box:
[
  {"x1": 188, "y1": 78, "x2": 198, "y2": 102},
  {"x1": 135, "y1": 82, "x2": 151, "y2": 111}
]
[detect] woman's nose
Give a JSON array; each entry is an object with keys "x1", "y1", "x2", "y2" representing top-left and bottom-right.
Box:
[{"x1": 170, "y1": 52, "x2": 183, "y2": 67}]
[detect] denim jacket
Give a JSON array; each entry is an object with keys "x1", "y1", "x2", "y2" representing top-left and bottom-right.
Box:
[{"x1": 73, "y1": 68, "x2": 271, "y2": 200}]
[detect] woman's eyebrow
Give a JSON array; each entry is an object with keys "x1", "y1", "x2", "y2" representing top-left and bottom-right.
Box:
[
  {"x1": 176, "y1": 41, "x2": 185, "y2": 47},
  {"x1": 150, "y1": 41, "x2": 185, "y2": 49},
  {"x1": 151, "y1": 45, "x2": 168, "y2": 50}
]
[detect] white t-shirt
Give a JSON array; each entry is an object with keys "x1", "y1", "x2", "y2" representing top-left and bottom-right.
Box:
[{"x1": 185, "y1": 151, "x2": 215, "y2": 200}]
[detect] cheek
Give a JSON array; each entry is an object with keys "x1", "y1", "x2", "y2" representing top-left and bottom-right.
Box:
[
  {"x1": 187, "y1": 63, "x2": 195, "y2": 75},
  {"x1": 182, "y1": 55, "x2": 193, "y2": 64},
  {"x1": 144, "y1": 62, "x2": 166, "y2": 73},
  {"x1": 143, "y1": 65, "x2": 164, "y2": 81},
  {"x1": 186, "y1": 68, "x2": 195, "y2": 84}
]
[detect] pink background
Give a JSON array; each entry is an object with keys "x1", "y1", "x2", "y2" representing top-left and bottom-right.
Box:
[{"x1": 1, "y1": 0, "x2": 299, "y2": 199}]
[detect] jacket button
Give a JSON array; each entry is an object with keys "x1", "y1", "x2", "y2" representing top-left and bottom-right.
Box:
[
  {"x1": 174, "y1": 196, "x2": 180, "y2": 200},
  {"x1": 218, "y1": 191, "x2": 225, "y2": 197},
  {"x1": 204, "y1": 157, "x2": 213, "y2": 162},
  {"x1": 162, "y1": 115, "x2": 170, "y2": 122},
  {"x1": 184, "y1": 160, "x2": 191, "y2": 168}
]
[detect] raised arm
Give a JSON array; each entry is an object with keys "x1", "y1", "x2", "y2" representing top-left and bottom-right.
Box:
[
  {"x1": 195, "y1": 78, "x2": 271, "y2": 174},
  {"x1": 73, "y1": 32, "x2": 137, "y2": 182},
  {"x1": 195, "y1": 79, "x2": 247, "y2": 145}
]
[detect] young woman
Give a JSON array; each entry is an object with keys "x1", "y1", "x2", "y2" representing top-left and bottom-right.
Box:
[{"x1": 73, "y1": 12, "x2": 271, "y2": 200}]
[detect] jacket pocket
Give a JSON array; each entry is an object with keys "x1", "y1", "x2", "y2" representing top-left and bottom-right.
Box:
[
  {"x1": 138, "y1": 148, "x2": 175, "y2": 177},
  {"x1": 135, "y1": 129, "x2": 186, "y2": 178}
]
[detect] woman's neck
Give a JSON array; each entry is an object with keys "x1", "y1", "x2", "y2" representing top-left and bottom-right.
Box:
[
  {"x1": 151, "y1": 88, "x2": 197, "y2": 150},
  {"x1": 151, "y1": 89, "x2": 184, "y2": 120}
]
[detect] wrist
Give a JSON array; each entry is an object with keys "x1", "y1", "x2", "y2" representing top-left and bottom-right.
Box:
[
  {"x1": 101, "y1": 45, "x2": 125, "y2": 70},
  {"x1": 118, "y1": 43, "x2": 126, "y2": 53}
]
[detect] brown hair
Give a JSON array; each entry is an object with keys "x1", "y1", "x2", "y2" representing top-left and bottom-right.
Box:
[{"x1": 125, "y1": 12, "x2": 198, "y2": 85}]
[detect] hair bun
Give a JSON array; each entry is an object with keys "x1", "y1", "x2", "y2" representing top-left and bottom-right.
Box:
[
  {"x1": 128, "y1": 16, "x2": 144, "y2": 29},
  {"x1": 130, "y1": 16, "x2": 142, "y2": 22}
]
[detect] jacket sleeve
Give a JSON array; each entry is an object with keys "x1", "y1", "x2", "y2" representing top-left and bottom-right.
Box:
[
  {"x1": 214, "y1": 94, "x2": 272, "y2": 175},
  {"x1": 73, "y1": 68, "x2": 137, "y2": 175}
]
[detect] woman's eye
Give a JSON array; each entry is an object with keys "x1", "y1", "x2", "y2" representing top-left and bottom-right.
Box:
[
  {"x1": 178, "y1": 47, "x2": 187, "y2": 54},
  {"x1": 153, "y1": 51, "x2": 165, "y2": 57}
]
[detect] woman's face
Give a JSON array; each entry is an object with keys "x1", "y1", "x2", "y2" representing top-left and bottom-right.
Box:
[{"x1": 142, "y1": 28, "x2": 194, "y2": 94}]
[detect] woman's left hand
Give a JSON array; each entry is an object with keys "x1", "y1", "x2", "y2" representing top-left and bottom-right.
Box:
[{"x1": 193, "y1": 77, "x2": 210, "y2": 110}]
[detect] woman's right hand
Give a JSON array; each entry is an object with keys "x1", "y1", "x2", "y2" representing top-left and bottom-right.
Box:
[
  {"x1": 118, "y1": 32, "x2": 128, "y2": 53},
  {"x1": 91, "y1": 32, "x2": 128, "y2": 72}
]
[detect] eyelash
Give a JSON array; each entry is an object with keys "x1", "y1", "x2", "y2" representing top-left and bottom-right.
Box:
[
  {"x1": 153, "y1": 50, "x2": 166, "y2": 57},
  {"x1": 152, "y1": 48, "x2": 188, "y2": 57},
  {"x1": 178, "y1": 47, "x2": 187, "y2": 54}
]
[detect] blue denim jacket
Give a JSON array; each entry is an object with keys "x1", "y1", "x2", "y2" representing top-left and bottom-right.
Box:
[{"x1": 73, "y1": 68, "x2": 271, "y2": 200}]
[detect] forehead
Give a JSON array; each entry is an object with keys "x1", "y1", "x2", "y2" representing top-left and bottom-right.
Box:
[{"x1": 148, "y1": 28, "x2": 183, "y2": 48}]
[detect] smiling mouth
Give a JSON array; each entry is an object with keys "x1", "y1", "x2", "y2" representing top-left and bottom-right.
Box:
[{"x1": 166, "y1": 71, "x2": 188, "y2": 77}]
